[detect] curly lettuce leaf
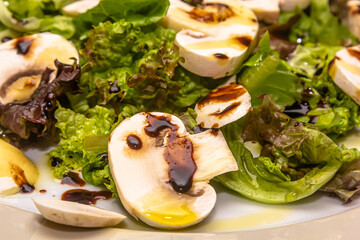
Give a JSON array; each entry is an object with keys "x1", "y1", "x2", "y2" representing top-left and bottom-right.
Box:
[
  {"x1": 80, "y1": 20, "x2": 213, "y2": 112},
  {"x1": 216, "y1": 96, "x2": 360, "y2": 203},
  {"x1": 82, "y1": 153, "x2": 118, "y2": 197},
  {"x1": 48, "y1": 104, "x2": 116, "y2": 179}
]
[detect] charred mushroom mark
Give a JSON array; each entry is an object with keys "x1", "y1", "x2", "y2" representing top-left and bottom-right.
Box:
[
  {"x1": 213, "y1": 53, "x2": 229, "y2": 59},
  {"x1": 9, "y1": 164, "x2": 35, "y2": 193},
  {"x1": 145, "y1": 114, "x2": 197, "y2": 194},
  {"x1": 210, "y1": 102, "x2": 241, "y2": 118},
  {"x1": 187, "y1": 3, "x2": 234, "y2": 23},
  {"x1": 12, "y1": 36, "x2": 34, "y2": 55},
  {"x1": 348, "y1": 48, "x2": 360, "y2": 61},
  {"x1": 236, "y1": 36, "x2": 252, "y2": 47},
  {"x1": 197, "y1": 85, "x2": 248, "y2": 109}
]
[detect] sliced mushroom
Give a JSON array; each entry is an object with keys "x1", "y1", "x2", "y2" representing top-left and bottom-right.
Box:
[
  {"x1": 329, "y1": 45, "x2": 360, "y2": 105},
  {"x1": 344, "y1": 1, "x2": 360, "y2": 41},
  {"x1": 0, "y1": 139, "x2": 38, "y2": 196},
  {"x1": 0, "y1": 32, "x2": 79, "y2": 105},
  {"x1": 239, "y1": 0, "x2": 280, "y2": 24},
  {"x1": 33, "y1": 199, "x2": 126, "y2": 228},
  {"x1": 279, "y1": 0, "x2": 311, "y2": 11},
  {"x1": 108, "y1": 112, "x2": 238, "y2": 229},
  {"x1": 195, "y1": 84, "x2": 252, "y2": 128},
  {"x1": 160, "y1": 0, "x2": 259, "y2": 79},
  {"x1": 62, "y1": 0, "x2": 101, "y2": 16}
]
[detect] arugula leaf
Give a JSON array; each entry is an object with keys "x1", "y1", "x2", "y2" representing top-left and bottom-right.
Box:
[{"x1": 216, "y1": 96, "x2": 360, "y2": 203}]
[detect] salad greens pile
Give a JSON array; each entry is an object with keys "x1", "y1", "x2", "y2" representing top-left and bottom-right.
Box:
[{"x1": 1, "y1": 0, "x2": 360, "y2": 203}]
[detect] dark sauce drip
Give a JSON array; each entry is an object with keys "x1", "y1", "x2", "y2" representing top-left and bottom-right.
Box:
[
  {"x1": 9, "y1": 164, "x2": 35, "y2": 194},
  {"x1": 61, "y1": 172, "x2": 86, "y2": 187},
  {"x1": 61, "y1": 189, "x2": 112, "y2": 205},
  {"x1": 39, "y1": 189, "x2": 47, "y2": 193},
  {"x1": 51, "y1": 157, "x2": 63, "y2": 167},
  {"x1": 237, "y1": 36, "x2": 252, "y2": 47},
  {"x1": 144, "y1": 114, "x2": 178, "y2": 137},
  {"x1": 302, "y1": 87, "x2": 315, "y2": 102},
  {"x1": 197, "y1": 85, "x2": 247, "y2": 108},
  {"x1": 348, "y1": 48, "x2": 360, "y2": 61},
  {"x1": 13, "y1": 37, "x2": 33, "y2": 55},
  {"x1": 284, "y1": 102, "x2": 310, "y2": 118},
  {"x1": 1, "y1": 36, "x2": 12, "y2": 43},
  {"x1": 109, "y1": 80, "x2": 120, "y2": 93},
  {"x1": 21, "y1": 184, "x2": 35, "y2": 193},
  {"x1": 145, "y1": 114, "x2": 197, "y2": 193},
  {"x1": 210, "y1": 102, "x2": 241, "y2": 118},
  {"x1": 193, "y1": 125, "x2": 209, "y2": 134},
  {"x1": 165, "y1": 131, "x2": 196, "y2": 193},
  {"x1": 126, "y1": 134, "x2": 143, "y2": 150},
  {"x1": 214, "y1": 53, "x2": 229, "y2": 59},
  {"x1": 210, "y1": 128, "x2": 219, "y2": 136}
]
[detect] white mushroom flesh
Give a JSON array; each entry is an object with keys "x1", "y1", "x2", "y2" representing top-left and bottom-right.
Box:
[
  {"x1": 195, "y1": 84, "x2": 252, "y2": 128},
  {"x1": 108, "y1": 112, "x2": 238, "y2": 229},
  {"x1": 329, "y1": 45, "x2": 360, "y2": 105},
  {"x1": 33, "y1": 199, "x2": 126, "y2": 228},
  {"x1": 160, "y1": 0, "x2": 259, "y2": 79}
]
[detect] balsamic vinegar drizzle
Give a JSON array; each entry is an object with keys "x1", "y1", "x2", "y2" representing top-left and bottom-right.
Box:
[
  {"x1": 144, "y1": 114, "x2": 197, "y2": 193},
  {"x1": 61, "y1": 189, "x2": 112, "y2": 205}
]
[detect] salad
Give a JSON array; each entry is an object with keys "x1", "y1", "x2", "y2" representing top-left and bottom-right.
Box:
[{"x1": 1, "y1": 0, "x2": 360, "y2": 230}]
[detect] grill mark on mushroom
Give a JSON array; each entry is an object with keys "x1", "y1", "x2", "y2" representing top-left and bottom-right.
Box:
[
  {"x1": 12, "y1": 36, "x2": 34, "y2": 55},
  {"x1": 145, "y1": 114, "x2": 197, "y2": 194},
  {"x1": 213, "y1": 53, "x2": 229, "y2": 59},
  {"x1": 187, "y1": 2, "x2": 234, "y2": 23},
  {"x1": 236, "y1": 36, "x2": 252, "y2": 47},
  {"x1": 210, "y1": 101, "x2": 241, "y2": 118},
  {"x1": 0, "y1": 69, "x2": 44, "y2": 99},
  {"x1": 348, "y1": 48, "x2": 360, "y2": 61},
  {"x1": 197, "y1": 85, "x2": 247, "y2": 109}
]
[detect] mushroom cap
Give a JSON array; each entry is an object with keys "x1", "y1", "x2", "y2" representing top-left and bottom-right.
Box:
[
  {"x1": 33, "y1": 199, "x2": 126, "y2": 228},
  {"x1": 0, "y1": 32, "x2": 79, "y2": 105},
  {"x1": 195, "y1": 84, "x2": 252, "y2": 128},
  {"x1": 108, "y1": 112, "x2": 238, "y2": 229}
]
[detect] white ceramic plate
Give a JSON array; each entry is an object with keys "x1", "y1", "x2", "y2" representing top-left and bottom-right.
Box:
[{"x1": 1, "y1": 128, "x2": 360, "y2": 239}]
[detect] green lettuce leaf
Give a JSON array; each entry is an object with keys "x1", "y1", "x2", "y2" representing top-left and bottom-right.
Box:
[
  {"x1": 237, "y1": 32, "x2": 303, "y2": 108},
  {"x1": 281, "y1": 0, "x2": 357, "y2": 46},
  {"x1": 216, "y1": 96, "x2": 360, "y2": 203},
  {"x1": 75, "y1": 0, "x2": 170, "y2": 32},
  {"x1": 0, "y1": 0, "x2": 76, "y2": 38},
  {"x1": 82, "y1": 153, "x2": 118, "y2": 197}
]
